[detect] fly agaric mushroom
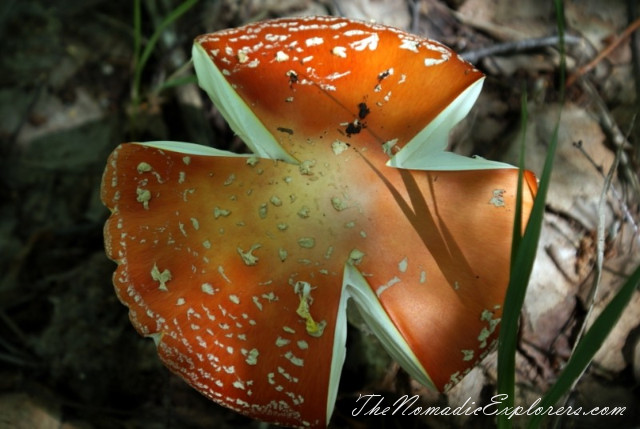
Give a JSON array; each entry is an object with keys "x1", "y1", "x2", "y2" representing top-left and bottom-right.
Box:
[{"x1": 102, "y1": 16, "x2": 537, "y2": 429}]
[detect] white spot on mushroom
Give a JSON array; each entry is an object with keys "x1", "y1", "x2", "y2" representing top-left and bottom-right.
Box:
[
  {"x1": 270, "y1": 196, "x2": 282, "y2": 206},
  {"x1": 420, "y1": 270, "x2": 427, "y2": 284},
  {"x1": 229, "y1": 294, "x2": 240, "y2": 304},
  {"x1": 258, "y1": 203, "x2": 268, "y2": 219},
  {"x1": 202, "y1": 240, "x2": 211, "y2": 249},
  {"x1": 349, "y1": 249, "x2": 364, "y2": 265},
  {"x1": 294, "y1": 282, "x2": 327, "y2": 338},
  {"x1": 278, "y1": 248, "x2": 288, "y2": 262},
  {"x1": 214, "y1": 207, "x2": 231, "y2": 218},
  {"x1": 424, "y1": 56, "x2": 449, "y2": 66},
  {"x1": 326, "y1": 71, "x2": 350, "y2": 80},
  {"x1": 284, "y1": 351, "x2": 304, "y2": 367},
  {"x1": 297, "y1": 340, "x2": 308, "y2": 350},
  {"x1": 478, "y1": 328, "x2": 491, "y2": 348},
  {"x1": 136, "y1": 187, "x2": 151, "y2": 210},
  {"x1": 151, "y1": 264, "x2": 172, "y2": 291},
  {"x1": 252, "y1": 295, "x2": 263, "y2": 312},
  {"x1": 262, "y1": 292, "x2": 277, "y2": 302},
  {"x1": 237, "y1": 244, "x2": 261, "y2": 266},
  {"x1": 190, "y1": 217, "x2": 200, "y2": 230},
  {"x1": 331, "y1": 46, "x2": 347, "y2": 58},
  {"x1": 178, "y1": 221, "x2": 187, "y2": 237},
  {"x1": 245, "y1": 348, "x2": 259, "y2": 365},
  {"x1": 399, "y1": 38, "x2": 419, "y2": 53},
  {"x1": 462, "y1": 349, "x2": 474, "y2": 361},
  {"x1": 182, "y1": 156, "x2": 191, "y2": 165},
  {"x1": 319, "y1": 83, "x2": 336, "y2": 92},
  {"x1": 297, "y1": 237, "x2": 315, "y2": 248},
  {"x1": 237, "y1": 50, "x2": 249, "y2": 63},
  {"x1": 305, "y1": 36, "x2": 324, "y2": 46},
  {"x1": 331, "y1": 197, "x2": 348, "y2": 211},
  {"x1": 182, "y1": 188, "x2": 195, "y2": 202},
  {"x1": 329, "y1": 21, "x2": 348, "y2": 30},
  {"x1": 137, "y1": 162, "x2": 152, "y2": 173},
  {"x1": 275, "y1": 337, "x2": 290, "y2": 347},
  {"x1": 297, "y1": 206, "x2": 310, "y2": 218},
  {"x1": 332, "y1": 140, "x2": 349, "y2": 155},
  {"x1": 349, "y1": 33, "x2": 379, "y2": 51},
  {"x1": 398, "y1": 257, "x2": 408, "y2": 273},
  {"x1": 298, "y1": 160, "x2": 315, "y2": 175},
  {"x1": 275, "y1": 50, "x2": 289, "y2": 62},
  {"x1": 265, "y1": 33, "x2": 289, "y2": 42},
  {"x1": 283, "y1": 326, "x2": 296, "y2": 334},
  {"x1": 376, "y1": 276, "x2": 401, "y2": 296},
  {"x1": 217, "y1": 266, "x2": 231, "y2": 283},
  {"x1": 201, "y1": 283, "x2": 216, "y2": 295},
  {"x1": 490, "y1": 189, "x2": 506, "y2": 207},
  {"x1": 382, "y1": 138, "x2": 398, "y2": 156},
  {"x1": 224, "y1": 174, "x2": 235, "y2": 186}
]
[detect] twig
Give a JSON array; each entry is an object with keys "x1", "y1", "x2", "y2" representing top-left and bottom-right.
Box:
[
  {"x1": 566, "y1": 16, "x2": 640, "y2": 87},
  {"x1": 560, "y1": 118, "x2": 625, "y2": 411},
  {"x1": 579, "y1": 78, "x2": 640, "y2": 195},
  {"x1": 573, "y1": 140, "x2": 640, "y2": 247},
  {"x1": 460, "y1": 34, "x2": 582, "y2": 64}
]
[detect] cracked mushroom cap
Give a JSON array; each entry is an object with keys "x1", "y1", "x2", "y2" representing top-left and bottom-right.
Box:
[{"x1": 102, "y1": 16, "x2": 537, "y2": 429}]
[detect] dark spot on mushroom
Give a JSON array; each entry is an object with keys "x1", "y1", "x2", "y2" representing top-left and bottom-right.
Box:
[
  {"x1": 358, "y1": 102, "x2": 370, "y2": 119},
  {"x1": 378, "y1": 69, "x2": 392, "y2": 81},
  {"x1": 345, "y1": 119, "x2": 364, "y2": 136},
  {"x1": 286, "y1": 70, "x2": 298, "y2": 87},
  {"x1": 277, "y1": 127, "x2": 294, "y2": 135}
]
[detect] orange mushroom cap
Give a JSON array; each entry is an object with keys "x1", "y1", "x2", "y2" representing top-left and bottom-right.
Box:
[{"x1": 102, "y1": 16, "x2": 537, "y2": 429}]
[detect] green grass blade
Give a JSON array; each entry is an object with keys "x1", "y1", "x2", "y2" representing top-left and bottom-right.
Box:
[
  {"x1": 155, "y1": 74, "x2": 198, "y2": 92},
  {"x1": 132, "y1": 0, "x2": 142, "y2": 102},
  {"x1": 497, "y1": 112, "x2": 560, "y2": 429},
  {"x1": 510, "y1": 90, "x2": 528, "y2": 267},
  {"x1": 132, "y1": 0, "x2": 199, "y2": 105},
  {"x1": 527, "y1": 262, "x2": 640, "y2": 428},
  {"x1": 497, "y1": 1, "x2": 566, "y2": 425}
]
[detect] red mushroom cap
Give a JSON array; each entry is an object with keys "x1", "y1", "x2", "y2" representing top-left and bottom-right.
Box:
[{"x1": 102, "y1": 16, "x2": 537, "y2": 429}]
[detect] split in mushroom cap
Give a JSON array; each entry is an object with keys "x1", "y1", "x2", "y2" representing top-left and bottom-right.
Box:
[{"x1": 102, "y1": 16, "x2": 538, "y2": 429}]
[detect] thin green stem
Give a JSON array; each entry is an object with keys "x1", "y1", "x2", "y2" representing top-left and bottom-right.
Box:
[{"x1": 131, "y1": 0, "x2": 199, "y2": 107}]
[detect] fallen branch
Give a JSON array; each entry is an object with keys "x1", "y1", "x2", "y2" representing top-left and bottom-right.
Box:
[{"x1": 566, "y1": 16, "x2": 640, "y2": 87}]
